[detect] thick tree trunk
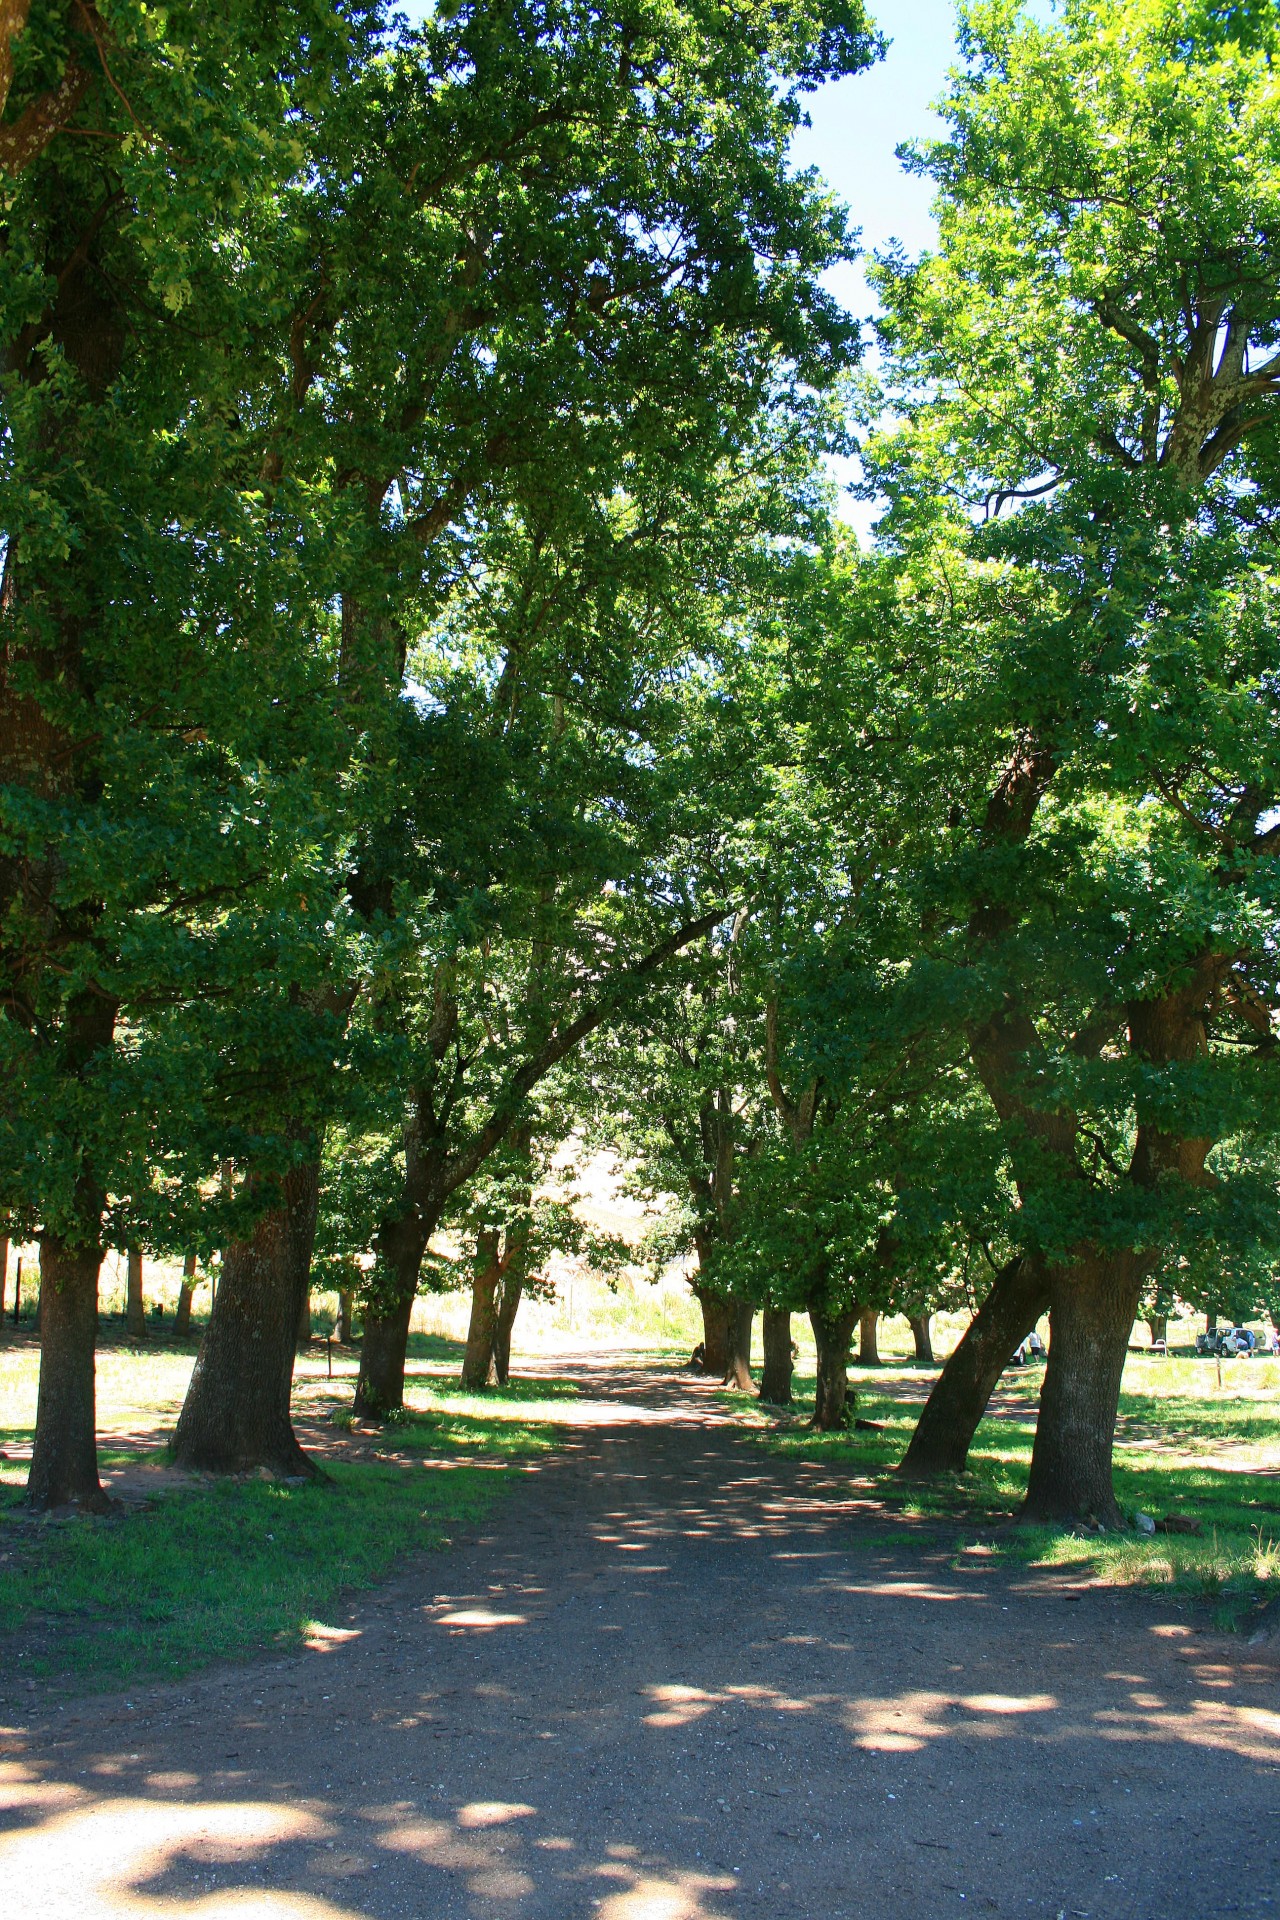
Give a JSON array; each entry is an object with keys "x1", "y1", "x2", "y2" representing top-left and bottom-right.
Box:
[
  {"x1": 1147, "y1": 1314, "x2": 1167, "y2": 1347},
  {"x1": 493, "y1": 1272, "x2": 523, "y2": 1386},
  {"x1": 295, "y1": 1281, "x2": 311, "y2": 1351},
  {"x1": 353, "y1": 1287, "x2": 417, "y2": 1417},
  {"x1": 810, "y1": 1306, "x2": 858, "y2": 1431},
  {"x1": 461, "y1": 1231, "x2": 502, "y2": 1389},
  {"x1": 126, "y1": 1248, "x2": 145, "y2": 1340},
  {"x1": 858, "y1": 1307, "x2": 881, "y2": 1366},
  {"x1": 174, "y1": 1253, "x2": 196, "y2": 1337},
  {"x1": 352, "y1": 1175, "x2": 443, "y2": 1417},
  {"x1": 695, "y1": 1288, "x2": 731, "y2": 1376},
  {"x1": 909, "y1": 1313, "x2": 934, "y2": 1364},
  {"x1": 1022, "y1": 1254, "x2": 1144, "y2": 1527},
  {"x1": 26, "y1": 1237, "x2": 111, "y2": 1513},
  {"x1": 171, "y1": 1159, "x2": 321, "y2": 1477},
  {"x1": 722, "y1": 1298, "x2": 754, "y2": 1390},
  {"x1": 0, "y1": 1235, "x2": 8, "y2": 1324},
  {"x1": 900, "y1": 1256, "x2": 1048, "y2": 1479},
  {"x1": 760, "y1": 1307, "x2": 792, "y2": 1405},
  {"x1": 335, "y1": 1288, "x2": 355, "y2": 1344}
]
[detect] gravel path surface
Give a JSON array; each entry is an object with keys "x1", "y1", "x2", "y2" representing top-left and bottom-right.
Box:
[{"x1": 2, "y1": 1356, "x2": 1277, "y2": 1919}]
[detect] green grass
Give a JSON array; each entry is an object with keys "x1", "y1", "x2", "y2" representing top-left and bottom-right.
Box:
[
  {"x1": 748, "y1": 1351, "x2": 1280, "y2": 1620},
  {"x1": 0, "y1": 1339, "x2": 574, "y2": 1692},
  {"x1": 0, "y1": 1458, "x2": 509, "y2": 1689}
]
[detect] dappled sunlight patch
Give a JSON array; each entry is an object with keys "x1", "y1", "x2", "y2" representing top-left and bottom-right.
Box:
[
  {"x1": 302, "y1": 1622, "x2": 361, "y2": 1651},
  {"x1": 845, "y1": 1688, "x2": 1058, "y2": 1753},
  {"x1": 592, "y1": 1862, "x2": 736, "y2": 1920},
  {"x1": 0, "y1": 1793, "x2": 348, "y2": 1917},
  {"x1": 640, "y1": 1682, "x2": 720, "y2": 1727},
  {"x1": 436, "y1": 1606, "x2": 528, "y2": 1629},
  {"x1": 1095, "y1": 1696, "x2": 1280, "y2": 1764},
  {"x1": 455, "y1": 1800, "x2": 536, "y2": 1829}
]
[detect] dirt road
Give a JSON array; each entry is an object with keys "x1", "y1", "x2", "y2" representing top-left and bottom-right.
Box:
[{"x1": 2, "y1": 1358, "x2": 1277, "y2": 1919}]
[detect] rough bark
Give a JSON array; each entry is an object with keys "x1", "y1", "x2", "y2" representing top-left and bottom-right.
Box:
[
  {"x1": 694, "y1": 1287, "x2": 731, "y2": 1376},
  {"x1": 171, "y1": 1158, "x2": 322, "y2": 1477},
  {"x1": 899, "y1": 1256, "x2": 1048, "y2": 1479},
  {"x1": 493, "y1": 1272, "x2": 523, "y2": 1386},
  {"x1": 295, "y1": 1281, "x2": 311, "y2": 1351},
  {"x1": 461, "y1": 1230, "x2": 502, "y2": 1389},
  {"x1": 335, "y1": 1288, "x2": 355, "y2": 1344},
  {"x1": 353, "y1": 1289, "x2": 417, "y2": 1418},
  {"x1": 760, "y1": 1307, "x2": 793, "y2": 1405},
  {"x1": 354, "y1": 1200, "x2": 438, "y2": 1416},
  {"x1": 909, "y1": 1313, "x2": 934, "y2": 1364},
  {"x1": 126, "y1": 1247, "x2": 145, "y2": 1340},
  {"x1": 174, "y1": 1253, "x2": 196, "y2": 1337},
  {"x1": 810, "y1": 1306, "x2": 858, "y2": 1431},
  {"x1": 26, "y1": 1236, "x2": 111, "y2": 1511},
  {"x1": 722, "y1": 1298, "x2": 754, "y2": 1390},
  {"x1": 857, "y1": 1307, "x2": 881, "y2": 1366},
  {"x1": 1022, "y1": 1254, "x2": 1143, "y2": 1527}
]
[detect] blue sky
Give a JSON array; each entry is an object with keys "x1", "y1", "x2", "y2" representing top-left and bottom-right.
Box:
[{"x1": 791, "y1": 0, "x2": 959, "y2": 312}]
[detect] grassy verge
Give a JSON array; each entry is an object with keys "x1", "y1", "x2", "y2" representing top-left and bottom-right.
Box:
[
  {"x1": 747, "y1": 1353, "x2": 1280, "y2": 1622},
  {"x1": 0, "y1": 1343, "x2": 574, "y2": 1692}
]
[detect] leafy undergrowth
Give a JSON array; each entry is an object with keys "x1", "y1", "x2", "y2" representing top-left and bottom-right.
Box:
[{"x1": 750, "y1": 1356, "x2": 1280, "y2": 1620}]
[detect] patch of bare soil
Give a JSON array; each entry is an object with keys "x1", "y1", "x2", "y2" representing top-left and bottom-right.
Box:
[{"x1": 1, "y1": 1355, "x2": 1277, "y2": 1919}]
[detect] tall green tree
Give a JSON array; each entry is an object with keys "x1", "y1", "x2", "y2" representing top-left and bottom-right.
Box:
[{"x1": 848, "y1": 0, "x2": 1280, "y2": 1521}]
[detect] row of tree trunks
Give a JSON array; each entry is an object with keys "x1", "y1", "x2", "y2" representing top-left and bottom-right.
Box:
[
  {"x1": 899, "y1": 1256, "x2": 1047, "y2": 1478},
  {"x1": 810, "y1": 1305, "x2": 859, "y2": 1430},
  {"x1": 171, "y1": 1157, "x2": 323, "y2": 1478},
  {"x1": 760, "y1": 1307, "x2": 792, "y2": 1404}
]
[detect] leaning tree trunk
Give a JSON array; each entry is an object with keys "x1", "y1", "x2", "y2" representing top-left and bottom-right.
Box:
[
  {"x1": 26, "y1": 1236, "x2": 112, "y2": 1513},
  {"x1": 174, "y1": 1253, "x2": 196, "y2": 1337},
  {"x1": 722, "y1": 1298, "x2": 755, "y2": 1390},
  {"x1": 909, "y1": 1313, "x2": 934, "y2": 1364},
  {"x1": 493, "y1": 1271, "x2": 524, "y2": 1387},
  {"x1": 899, "y1": 1256, "x2": 1048, "y2": 1479},
  {"x1": 461, "y1": 1231, "x2": 502, "y2": 1389},
  {"x1": 171, "y1": 1159, "x2": 321, "y2": 1477},
  {"x1": 694, "y1": 1288, "x2": 731, "y2": 1376},
  {"x1": 1022, "y1": 1253, "x2": 1144, "y2": 1528},
  {"x1": 126, "y1": 1248, "x2": 146, "y2": 1340},
  {"x1": 760, "y1": 1307, "x2": 793, "y2": 1405},
  {"x1": 858, "y1": 1307, "x2": 881, "y2": 1366},
  {"x1": 810, "y1": 1305, "x2": 859, "y2": 1431}
]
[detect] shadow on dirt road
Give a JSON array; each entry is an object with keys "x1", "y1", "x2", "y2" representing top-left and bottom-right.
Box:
[{"x1": 1, "y1": 1354, "x2": 1276, "y2": 1918}]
